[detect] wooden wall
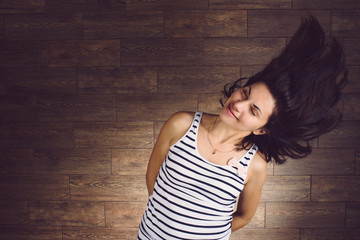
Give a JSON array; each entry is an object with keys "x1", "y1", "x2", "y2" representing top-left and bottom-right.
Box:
[{"x1": 0, "y1": 0, "x2": 360, "y2": 239}]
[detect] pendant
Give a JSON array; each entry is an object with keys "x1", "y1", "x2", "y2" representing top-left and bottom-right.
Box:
[{"x1": 212, "y1": 149, "x2": 216, "y2": 154}]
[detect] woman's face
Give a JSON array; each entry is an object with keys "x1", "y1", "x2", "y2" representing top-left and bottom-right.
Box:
[{"x1": 219, "y1": 81, "x2": 276, "y2": 135}]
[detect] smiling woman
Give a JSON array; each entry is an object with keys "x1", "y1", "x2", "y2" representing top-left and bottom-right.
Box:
[{"x1": 137, "y1": 15, "x2": 347, "y2": 240}]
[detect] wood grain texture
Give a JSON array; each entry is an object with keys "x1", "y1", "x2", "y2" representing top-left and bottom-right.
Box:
[
  {"x1": 242, "y1": 202, "x2": 265, "y2": 229},
  {"x1": 42, "y1": 40, "x2": 120, "y2": 67},
  {"x1": 63, "y1": 227, "x2": 138, "y2": 240},
  {"x1": 0, "y1": 200, "x2": 28, "y2": 224},
  {"x1": 0, "y1": 68, "x2": 77, "y2": 95},
  {"x1": 84, "y1": 11, "x2": 163, "y2": 39},
  {"x1": 0, "y1": 148, "x2": 33, "y2": 175},
  {"x1": 117, "y1": 93, "x2": 197, "y2": 121},
  {"x1": 0, "y1": 225, "x2": 62, "y2": 240},
  {"x1": 105, "y1": 202, "x2": 147, "y2": 228},
  {"x1": 0, "y1": 15, "x2": 4, "y2": 41},
  {"x1": 37, "y1": 94, "x2": 116, "y2": 121},
  {"x1": 356, "y1": 149, "x2": 360, "y2": 175},
  {"x1": 0, "y1": 41, "x2": 42, "y2": 68},
  {"x1": 126, "y1": 0, "x2": 209, "y2": 10},
  {"x1": 293, "y1": 0, "x2": 360, "y2": 9},
  {"x1": 0, "y1": 0, "x2": 44, "y2": 14},
  {"x1": 29, "y1": 201, "x2": 105, "y2": 227},
  {"x1": 342, "y1": 94, "x2": 360, "y2": 120},
  {"x1": 301, "y1": 228, "x2": 360, "y2": 240},
  {"x1": 332, "y1": 10, "x2": 360, "y2": 37},
  {"x1": 33, "y1": 149, "x2": 111, "y2": 175},
  {"x1": 120, "y1": 38, "x2": 202, "y2": 66},
  {"x1": 5, "y1": 12, "x2": 82, "y2": 40},
  {"x1": 312, "y1": 176, "x2": 360, "y2": 201},
  {"x1": 198, "y1": 93, "x2": 225, "y2": 114},
  {"x1": 70, "y1": 175, "x2": 147, "y2": 201},
  {"x1": 112, "y1": 149, "x2": 151, "y2": 175},
  {"x1": 274, "y1": 148, "x2": 354, "y2": 175},
  {"x1": 261, "y1": 176, "x2": 310, "y2": 202},
  {"x1": 266, "y1": 202, "x2": 345, "y2": 228},
  {"x1": 74, "y1": 121, "x2": 153, "y2": 148},
  {"x1": 231, "y1": 229, "x2": 300, "y2": 240},
  {"x1": 78, "y1": 67, "x2": 157, "y2": 94},
  {"x1": 343, "y1": 66, "x2": 360, "y2": 93},
  {"x1": 0, "y1": 94, "x2": 36, "y2": 121},
  {"x1": 0, "y1": 122, "x2": 74, "y2": 148},
  {"x1": 158, "y1": 66, "x2": 240, "y2": 93},
  {"x1": 203, "y1": 38, "x2": 285, "y2": 65},
  {"x1": 0, "y1": 175, "x2": 69, "y2": 200},
  {"x1": 165, "y1": 10, "x2": 247, "y2": 38},
  {"x1": 318, "y1": 121, "x2": 360, "y2": 148},
  {"x1": 45, "y1": 0, "x2": 126, "y2": 11},
  {"x1": 342, "y1": 38, "x2": 360, "y2": 65},
  {"x1": 248, "y1": 10, "x2": 330, "y2": 37},
  {"x1": 209, "y1": 0, "x2": 292, "y2": 9},
  {"x1": 346, "y1": 202, "x2": 360, "y2": 228}
]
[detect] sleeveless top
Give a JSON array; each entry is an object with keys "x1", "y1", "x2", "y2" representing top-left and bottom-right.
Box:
[{"x1": 138, "y1": 112, "x2": 258, "y2": 240}]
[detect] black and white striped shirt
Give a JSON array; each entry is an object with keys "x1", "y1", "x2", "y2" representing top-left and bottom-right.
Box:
[{"x1": 138, "y1": 112, "x2": 258, "y2": 240}]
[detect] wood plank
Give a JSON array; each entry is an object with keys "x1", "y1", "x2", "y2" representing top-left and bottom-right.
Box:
[
  {"x1": 266, "y1": 202, "x2": 345, "y2": 228},
  {"x1": 74, "y1": 121, "x2": 153, "y2": 149},
  {"x1": 0, "y1": 0, "x2": 44, "y2": 14},
  {"x1": 45, "y1": 0, "x2": 126, "y2": 11},
  {"x1": 84, "y1": 11, "x2": 163, "y2": 39},
  {"x1": 261, "y1": 176, "x2": 310, "y2": 202},
  {"x1": 248, "y1": 10, "x2": 330, "y2": 37},
  {"x1": 198, "y1": 93, "x2": 226, "y2": 114},
  {"x1": 0, "y1": 68, "x2": 77, "y2": 95},
  {"x1": 293, "y1": 0, "x2": 360, "y2": 9},
  {"x1": 231, "y1": 229, "x2": 299, "y2": 240},
  {"x1": 342, "y1": 94, "x2": 360, "y2": 120},
  {"x1": 0, "y1": 41, "x2": 42, "y2": 68},
  {"x1": 242, "y1": 202, "x2": 265, "y2": 228},
  {"x1": 346, "y1": 202, "x2": 360, "y2": 228},
  {"x1": 158, "y1": 66, "x2": 240, "y2": 93},
  {"x1": 318, "y1": 121, "x2": 360, "y2": 148},
  {"x1": 33, "y1": 149, "x2": 111, "y2": 175},
  {"x1": 0, "y1": 175, "x2": 69, "y2": 200},
  {"x1": 301, "y1": 228, "x2": 360, "y2": 240},
  {"x1": 209, "y1": 0, "x2": 292, "y2": 9},
  {"x1": 0, "y1": 200, "x2": 28, "y2": 224},
  {"x1": 63, "y1": 227, "x2": 138, "y2": 240},
  {"x1": 78, "y1": 67, "x2": 157, "y2": 94},
  {"x1": 5, "y1": 12, "x2": 82, "y2": 41},
  {"x1": 332, "y1": 10, "x2": 360, "y2": 37},
  {"x1": 42, "y1": 40, "x2": 120, "y2": 67},
  {"x1": 112, "y1": 149, "x2": 152, "y2": 175},
  {"x1": 0, "y1": 122, "x2": 74, "y2": 148},
  {"x1": 165, "y1": 10, "x2": 246, "y2": 38},
  {"x1": 312, "y1": 176, "x2": 360, "y2": 201},
  {"x1": 120, "y1": 38, "x2": 202, "y2": 66},
  {"x1": 0, "y1": 94, "x2": 36, "y2": 121},
  {"x1": 342, "y1": 38, "x2": 360, "y2": 65},
  {"x1": 70, "y1": 175, "x2": 147, "y2": 201},
  {"x1": 203, "y1": 38, "x2": 285, "y2": 65},
  {"x1": 343, "y1": 66, "x2": 360, "y2": 93},
  {"x1": 29, "y1": 201, "x2": 105, "y2": 227},
  {"x1": 116, "y1": 93, "x2": 197, "y2": 121},
  {"x1": 240, "y1": 65, "x2": 265, "y2": 78},
  {"x1": 0, "y1": 15, "x2": 4, "y2": 41},
  {"x1": 274, "y1": 148, "x2": 354, "y2": 175},
  {"x1": 105, "y1": 202, "x2": 147, "y2": 228},
  {"x1": 0, "y1": 225, "x2": 62, "y2": 240},
  {"x1": 356, "y1": 149, "x2": 360, "y2": 175},
  {"x1": 37, "y1": 94, "x2": 116, "y2": 121},
  {"x1": 0, "y1": 148, "x2": 33, "y2": 175},
  {"x1": 126, "y1": 0, "x2": 208, "y2": 10}
]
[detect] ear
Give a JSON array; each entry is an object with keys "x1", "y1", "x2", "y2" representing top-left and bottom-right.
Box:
[{"x1": 253, "y1": 128, "x2": 267, "y2": 135}]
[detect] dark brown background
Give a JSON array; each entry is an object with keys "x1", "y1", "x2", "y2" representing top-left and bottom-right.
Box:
[{"x1": 0, "y1": 0, "x2": 360, "y2": 239}]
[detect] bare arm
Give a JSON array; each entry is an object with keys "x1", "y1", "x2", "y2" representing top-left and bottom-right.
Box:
[
  {"x1": 146, "y1": 111, "x2": 194, "y2": 196},
  {"x1": 231, "y1": 153, "x2": 267, "y2": 231}
]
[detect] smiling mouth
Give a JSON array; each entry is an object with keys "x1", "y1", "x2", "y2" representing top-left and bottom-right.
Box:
[{"x1": 227, "y1": 104, "x2": 238, "y2": 120}]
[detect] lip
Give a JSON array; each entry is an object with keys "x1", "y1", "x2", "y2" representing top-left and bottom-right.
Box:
[{"x1": 227, "y1": 104, "x2": 238, "y2": 120}]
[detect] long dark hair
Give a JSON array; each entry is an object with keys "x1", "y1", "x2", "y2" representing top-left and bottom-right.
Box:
[{"x1": 221, "y1": 16, "x2": 347, "y2": 164}]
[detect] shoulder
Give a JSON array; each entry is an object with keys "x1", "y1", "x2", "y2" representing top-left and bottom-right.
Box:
[
  {"x1": 246, "y1": 150, "x2": 268, "y2": 186},
  {"x1": 161, "y1": 111, "x2": 195, "y2": 146}
]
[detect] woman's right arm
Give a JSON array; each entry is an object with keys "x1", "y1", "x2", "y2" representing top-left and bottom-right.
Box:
[{"x1": 146, "y1": 111, "x2": 194, "y2": 196}]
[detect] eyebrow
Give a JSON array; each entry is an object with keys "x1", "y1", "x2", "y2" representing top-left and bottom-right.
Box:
[{"x1": 248, "y1": 86, "x2": 262, "y2": 116}]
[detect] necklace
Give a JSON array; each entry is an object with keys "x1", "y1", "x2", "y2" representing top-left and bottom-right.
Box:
[{"x1": 207, "y1": 116, "x2": 236, "y2": 154}]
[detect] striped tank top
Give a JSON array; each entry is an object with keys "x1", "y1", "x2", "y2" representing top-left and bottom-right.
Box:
[{"x1": 138, "y1": 112, "x2": 258, "y2": 240}]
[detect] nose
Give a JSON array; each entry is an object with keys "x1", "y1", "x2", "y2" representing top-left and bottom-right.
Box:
[{"x1": 232, "y1": 99, "x2": 248, "y2": 114}]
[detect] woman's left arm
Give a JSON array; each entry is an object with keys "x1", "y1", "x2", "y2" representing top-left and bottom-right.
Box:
[{"x1": 231, "y1": 154, "x2": 268, "y2": 231}]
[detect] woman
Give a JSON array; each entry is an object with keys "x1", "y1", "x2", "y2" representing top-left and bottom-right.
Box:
[{"x1": 137, "y1": 16, "x2": 347, "y2": 240}]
